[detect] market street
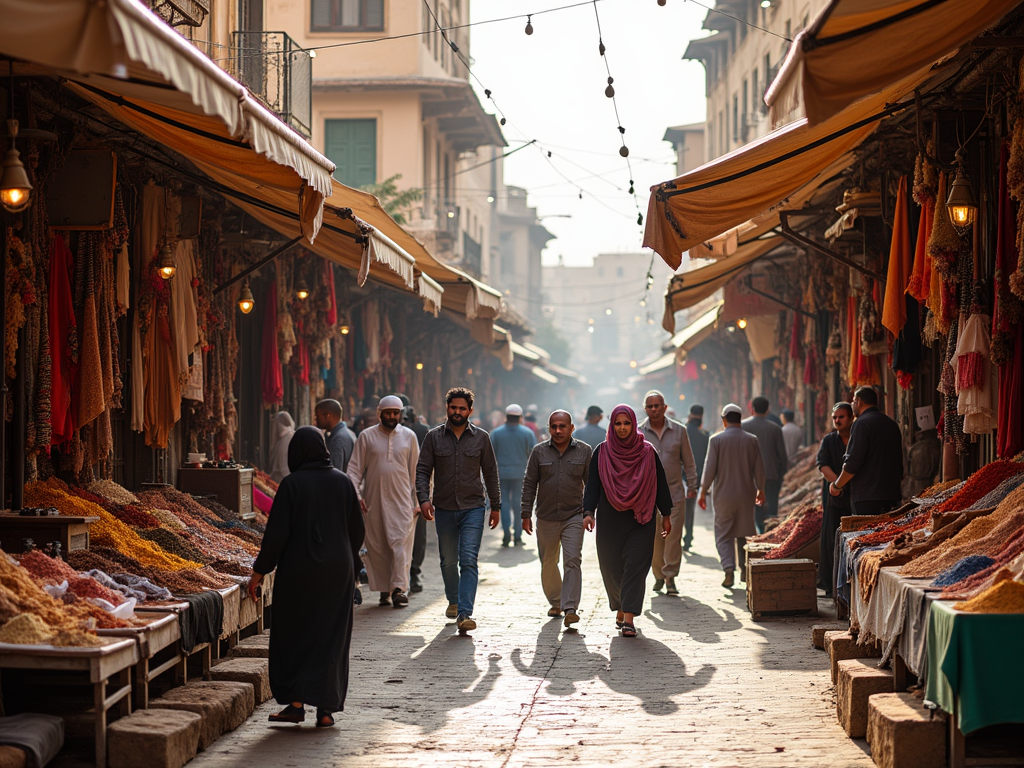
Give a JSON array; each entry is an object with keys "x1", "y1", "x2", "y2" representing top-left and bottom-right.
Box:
[{"x1": 189, "y1": 509, "x2": 873, "y2": 768}]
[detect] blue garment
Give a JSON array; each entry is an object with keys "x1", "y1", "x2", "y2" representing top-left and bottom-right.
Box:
[
  {"x1": 490, "y1": 422, "x2": 536, "y2": 479},
  {"x1": 435, "y1": 506, "x2": 486, "y2": 617},
  {"x1": 574, "y1": 423, "x2": 606, "y2": 450},
  {"x1": 500, "y1": 478, "x2": 524, "y2": 538}
]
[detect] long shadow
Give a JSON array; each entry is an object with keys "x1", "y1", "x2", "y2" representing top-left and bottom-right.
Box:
[
  {"x1": 680, "y1": 548, "x2": 727, "y2": 572},
  {"x1": 643, "y1": 594, "x2": 743, "y2": 644},
  {"x1": 374, "y1": 626, "x2": 502, "y2": 733},
  {"x1": 511, "y1": 623, "x2": 716, "y2": 713},
  {"x1": 487, "y1": 540, "x2": 539, "y2": 568}
]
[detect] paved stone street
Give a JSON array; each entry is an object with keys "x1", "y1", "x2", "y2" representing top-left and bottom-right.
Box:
[{"x1": 191, "y1": 509, "x2": 873, "y2": 768}]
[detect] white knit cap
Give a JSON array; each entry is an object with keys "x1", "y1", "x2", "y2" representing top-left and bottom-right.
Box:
[
  {"x1": 378, "y1": 395, "x2": 404, "y2": 411},
  {"x1": 721, "y1": 403, "x2": 743, "y2": 417}
]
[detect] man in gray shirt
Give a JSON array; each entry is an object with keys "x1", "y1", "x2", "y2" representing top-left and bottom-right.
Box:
[
  {"x1": 521, "y1": 410, "x2": 593, "y2": 630},
  {"x1": 574, "y1": 405, "x2": 606, "y2": 448},
  {"x1": 742, "y1": 396, "x2": 789, "y2": 533},
  {"x1": 639, "y1": 390, "x2": 698, "y2": 596},
  {"x1": 315, "y1": 399, "x2": 355, "y2": 472},
  {"x1": 415, "y1": 387, "x2": 501, "y2": 634}
]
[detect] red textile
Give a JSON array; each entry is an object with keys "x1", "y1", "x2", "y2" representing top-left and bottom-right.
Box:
[
  {"x1": 789, "y1": 310, "x2": 802, "y2": 361},
  {"x1": 325, "y1": 262, "x2": 337, "y2": 327},
  {"x1": 48, "y1": 234, "x2": 78, "y2": 445},
  {"x1": 597, "y1": 405, "x2": 659, "y2": 524},
  {"x1": 997, "y1": 321, "x2": 1024, "y2": 458},
  {"x1": 296, "y1": 335, "x2": 310, "y2": 386},
  {"x1": 907, "y1": 198, "x2": 934, "y2": 303},
  {"x1": 261, "y1": 281, "x2": 283, "y2": 405}
]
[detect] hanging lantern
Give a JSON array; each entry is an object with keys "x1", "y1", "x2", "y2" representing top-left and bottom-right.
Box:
[
  {"x1": 238, "y1": 282, "x2": 255, "y2": 314},
  {"x1": 946, "y1": 162, "x2": 977, "y2": 235},
  {"x1": 157, "y1": 244, "x2": 176, "y2": 280},
  {"x1": 295, "y1": 279, "x2": 310, "y2": 301},
  {"x1": 339, "y1": 311, "x2": 350, "y2": 335},
  {"x1": 0, "y1": 120, "x2": 32, "y2": 213}
]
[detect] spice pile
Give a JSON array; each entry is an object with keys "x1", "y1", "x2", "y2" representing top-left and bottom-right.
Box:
[
  {"x1": 764, "y1": 505, "x2": 823, "y2": 559},
  {"x1": 931, "y1": 555, "x2": 996, "y2": 587},
  {"x1": 750, "y1": 502, "x2": 818, "y2": 545},
  {"x1": 953, "y1": 579, "x2": 1024, "y2": 613},
  {"x1": 932, "y1": 460, "x2": 1024, "y2": 513}
]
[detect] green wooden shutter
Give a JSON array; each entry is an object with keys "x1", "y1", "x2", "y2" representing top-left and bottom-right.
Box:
[{"x1": 324, "y1": 119, "x2": 377, "y2": 188}]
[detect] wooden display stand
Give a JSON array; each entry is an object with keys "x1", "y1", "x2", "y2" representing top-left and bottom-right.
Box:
[
  {"x1": 98, "y1": 612, "x2": 182, "y2": 709},
  {"x1": 0, "y1": 513, "x2": 97, "y2": 553},
  {"x1": 746, "y1": 557, "x2": 818, "y2": 619},
  {"x1": 177, "y1": 468, "x2": 254, "y2": 519},
  {"x1": 0, "y1": 638, "x2": 138, "y2": 768}
]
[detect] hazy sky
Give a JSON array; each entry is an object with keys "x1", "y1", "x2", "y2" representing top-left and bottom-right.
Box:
[{"x1": 469, "y1": 0, "x2": 709, "y2": 269}]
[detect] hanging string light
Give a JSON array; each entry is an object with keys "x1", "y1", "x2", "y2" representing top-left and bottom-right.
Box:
[{"x1": 525, "y1": 15, "x2": 533, "y2": 35}]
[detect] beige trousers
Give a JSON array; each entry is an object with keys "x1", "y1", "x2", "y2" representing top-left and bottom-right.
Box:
[
  {"x1": 536, "y1": 516, "x2": 585, "y2": 611},
  {"x1": 652, "y1": 501, "x2": 686, "y2": 580}
]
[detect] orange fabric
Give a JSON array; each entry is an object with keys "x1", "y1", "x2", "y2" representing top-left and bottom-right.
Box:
[
  {"x1": 907, "y1": 198, "x2": 934, "y2": 302},
  {"x1": 143, "y1": 308, "x2": 181, "y2": 449},
  {"x1": 882, "y1": 176, "x2": 913, "y2": 336}
]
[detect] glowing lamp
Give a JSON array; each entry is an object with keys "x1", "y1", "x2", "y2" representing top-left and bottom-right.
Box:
[
  {"x1": 1, "y1": 120, "x2": 32, "y2": 213},
  {"x1": 295, "y1": 279, "x2": 310, "y2": 300},
  {"x1": 157, "y1": 244, "x2": 176, "y2": 280},
  {"x1": 946, "y1": 165, "x2": 977, "y2": 234},
  {"x1": 737, "y1": 318, "x2": 748, "y2": 329},
  {"x1": 238, "y1": 282, "x2": 255, "y2": 314}
]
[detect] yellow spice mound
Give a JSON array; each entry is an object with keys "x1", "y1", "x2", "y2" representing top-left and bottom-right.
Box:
[
  {"x1": 954, "y1": 580, "x2": 1024, "y2": 614},
  {"x1": 0, "y1": 613, "x2": 53, "y2": 644}
]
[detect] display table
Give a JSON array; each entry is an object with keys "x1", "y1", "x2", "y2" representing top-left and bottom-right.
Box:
[
  {"x1": 0, "y1": 513, "x2": 98, "y2": 553},
  {"x1": 135, "y1": 600, "x2": 211, "y2": 684},
  {"x1": 98, "y1": 612, "x2": 181, "y2": 708},
  {"x1": 0, "y1": 638, "x2": 138, "y2": 768},
  {"x1": 925, "y1": 600, "x2": 1024, "y2": 767}
]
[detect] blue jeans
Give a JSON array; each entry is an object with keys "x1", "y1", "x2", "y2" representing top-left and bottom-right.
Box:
[
  {"x1": 434, "y1": 507, "x2": 486, "y2": 617},
  {"x1": 500, "y1": 478, "x2": 523, "y2": 538}
]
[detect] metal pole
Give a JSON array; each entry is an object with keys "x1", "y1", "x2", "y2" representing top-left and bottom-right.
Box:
[
  {"x1": 12, "y1": 324, "x2": 25, "y2": 510},
  {"x1": 212, "y1": 236, "x2": 302, "y2": 295},
  {"x1": 0, "y1": 229, "x2": 6, "y2": 509}
]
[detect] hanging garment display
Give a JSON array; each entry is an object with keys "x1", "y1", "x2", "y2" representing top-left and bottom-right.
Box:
[
  {"x1": 954, "y1": 313, "x2": 997, "y2": 437},
  {"x1": 261, "y1": 280, "x2": 283, "y2": 405},
  {"x1": 882, "y1": 176, "x2": 913, "y2": 336},
  {"x1": 49, "y1": 234, "x2": 78, "y2": 445},
  {"x1": 170, "y1": 239, "x2": 200, "y2": 386}
]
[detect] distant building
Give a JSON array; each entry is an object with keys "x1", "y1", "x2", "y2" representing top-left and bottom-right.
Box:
[{"x1": 663, "y1": 123, "x2": 705, "y2": 176}]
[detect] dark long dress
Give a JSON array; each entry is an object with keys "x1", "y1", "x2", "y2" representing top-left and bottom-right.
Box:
[
  {"x1": 583, "y1": 444, "x2": 673, "y2": 615},
  {"x1": 253, "y1": 426, "x2": 365, "y2": 712}
]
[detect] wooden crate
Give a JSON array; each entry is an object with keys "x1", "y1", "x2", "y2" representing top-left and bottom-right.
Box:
[{"x1": 746, "y1": 558, "x2": 817, "y2": 619}]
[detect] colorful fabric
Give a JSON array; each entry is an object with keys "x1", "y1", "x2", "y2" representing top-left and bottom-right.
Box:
[{"x1": 882, "y1": 176, "x2": 913, "y2": 336}]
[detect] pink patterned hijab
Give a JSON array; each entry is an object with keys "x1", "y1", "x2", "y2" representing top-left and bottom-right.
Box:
[{"x1": 597, "y1": 404, "x2": 659, "y2": 524}]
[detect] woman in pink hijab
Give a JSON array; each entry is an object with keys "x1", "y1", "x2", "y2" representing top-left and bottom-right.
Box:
[{"x1": 582, "y1": 404, "x2": 672, "y2": 637}]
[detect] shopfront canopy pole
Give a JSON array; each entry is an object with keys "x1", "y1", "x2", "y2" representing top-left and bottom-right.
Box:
[
  {"x1": 779, "y1": 209, "x2": 886, "y2": 283},
  {"x1": 213, "y1": 236, "x2": 303, "y2": 295},
  {"x1": 0, "y1": 228, "x2": 7, "y2": 510},
  {"x1": 11, "y1": 324, "x2": 24, "y2": 510}
]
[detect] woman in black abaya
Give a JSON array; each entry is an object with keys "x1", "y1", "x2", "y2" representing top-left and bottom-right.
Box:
[{"x1": 248, "y1": 426, "x2": 364, "y2": 727}]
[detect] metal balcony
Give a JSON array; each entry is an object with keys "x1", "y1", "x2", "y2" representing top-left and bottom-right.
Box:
[{"x1": 231, "y1": 31, "x2": 312, "y2": 138}]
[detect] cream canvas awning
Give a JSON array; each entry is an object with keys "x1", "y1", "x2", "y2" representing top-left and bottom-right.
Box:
[
  {"x1": 765, "y1": 0, "x2": 1018, "y2": 127},
  {"x1": 642, "y1": 301, "x2": 723, "y2": 375},
  {"x1": 643, "y1": 65, "x2": 939, "y2": 270},
  {"x1": 0, "y1": 0, "x2": 335, "y2": 240}
]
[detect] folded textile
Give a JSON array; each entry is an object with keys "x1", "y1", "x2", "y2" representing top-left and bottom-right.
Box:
[{"x1": 177, "y1": 589, "x2": 224, "y2": 653}]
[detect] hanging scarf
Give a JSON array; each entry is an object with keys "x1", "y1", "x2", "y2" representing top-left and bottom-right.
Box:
[
  {"x1": 596, "y1": 404, "x2": 658, "y2": 524},
  {"x1": 882, "y1": 176, "x2": 913, "y2": 336}
]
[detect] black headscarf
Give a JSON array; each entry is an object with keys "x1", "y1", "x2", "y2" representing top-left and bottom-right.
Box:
[{"x1": 288, "y1": 426, "x2": 333, "y2": 472}]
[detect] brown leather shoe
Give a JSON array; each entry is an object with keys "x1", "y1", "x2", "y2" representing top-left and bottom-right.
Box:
[{"x1": 722, "y1": 569, "x2": 735, "y2": 588}]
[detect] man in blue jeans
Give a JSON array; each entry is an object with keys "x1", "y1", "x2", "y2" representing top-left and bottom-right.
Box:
[
  {"x1": 416, "y1": 387, "x2": 501, "y2": 634},
  {"x1": 489, "y1": 404, "x2": 536, "y2": 547}
]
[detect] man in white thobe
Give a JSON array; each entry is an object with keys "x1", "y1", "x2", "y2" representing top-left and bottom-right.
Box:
[
  {"x1": 699, "y1": 403, "x2": 766, "y2": 589},
  {"x1": 347, "y1": 395, "x2": 420, "y2": 608}
]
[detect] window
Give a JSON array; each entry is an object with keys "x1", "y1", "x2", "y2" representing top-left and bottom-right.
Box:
[
  {"x1": 311, "y1": 0, "x2": 383, "y2": 32},
  {"x1": 616, "y1": 266, "x2": 624, "y2": 277},
  {"x1": 732, "y1": 94, "x2": 739, "y2": 142},
  {"x1": 324, "y1": 119, "x2": 377, "y2": 188}
]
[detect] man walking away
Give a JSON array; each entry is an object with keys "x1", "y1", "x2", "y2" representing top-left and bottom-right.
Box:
[
  {"x1": 347, "y1": 396, "x2": 420, "y2": 608},
  {"x1": 521, "y1": 411, "x2": 594, "y2": 628},
  {"x1": 742, "y1": 396, "x2": 788, "y2": 533},
  {"x1": 684, "y1": 405, "x2": 710, "y2": 552},
  {"x1": 817, "y1": 402, "x2": 853, "y2": 597},
  {"x1": 315, "y1": 399, "x2": 356, "y2": 472},
  {"x1": 403, "y1": 405, "x2": 431, "y2": 593},
  {"x1": 575, "y1": 405, "x2": 606, "y2": 449},
  {"x1": 700, "y1": 404, "x2": 765, "y2": 588},
  {"x1": 829, "y1": 386, "x2": 904, "y2": 516},
  {"x1": 639, "y1": 390, "x2": 698, "y2": 596},
  {"x1": 781, "y1": 409, "x2": 803, "y2": 465},
  {"x1": 416, "y1": 387, "x2": 501, "y2": 634},
  {"x1": 490, "y1": 404, "x2": 537, "y2": 547}
]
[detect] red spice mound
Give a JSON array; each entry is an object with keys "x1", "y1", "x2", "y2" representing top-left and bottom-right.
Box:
[
  {"x1": 18, "y1": 551, "x2": 78, "y2": 584},
  {"x1": 852, "y1": 508, "x2": 932, "y2": 549},
  {"x1": 764, "y1": 506, "x2": 823, "y2": 559},
  {"x1": 934, "y1": 460, "x2": 1024, "y2": 513},
  {"x1": 66, "y1": 576, "x2": 125, "y2": 606}
]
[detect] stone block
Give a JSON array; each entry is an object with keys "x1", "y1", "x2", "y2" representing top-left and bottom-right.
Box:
[
  {"x1": 812, "y1": 622, "x2": 848, "y2": 649},
  {"x1": 209, "y1": 657, "x2": 271, "y2": 704},
  {"x1": 107, "y1": 709, "x2": 201, "y2": 768},
  {"x1": 866, "y1": 692, "x2": 945, "y2": 768},
  {"x1": 148, "y1": 681, "x2": 254, "y2": 750},
  {"x1": 836, "y1": 658, "x2": 894, "y2": 738},
  {"x1": 230, "y1": 632, "x2": 269, "y2": 658},
  {"x1": 826, "y1": 630, "x2": 881, "y2": 683}
]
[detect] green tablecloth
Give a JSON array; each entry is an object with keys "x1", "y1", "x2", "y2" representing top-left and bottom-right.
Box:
[{"x1": 925, "y1": 600, "x2": 1024, "y2": 734}]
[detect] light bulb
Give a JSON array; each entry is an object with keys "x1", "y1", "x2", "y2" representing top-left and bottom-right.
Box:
[
  {"x1": 630, "y1": 360, "x2": 637, "y2": 368},
  {"x1": 737, "y1": 318, "x2": 748, "y2": 329},
  {"x1": 1, "y1": 121, "x2": 32, "y2": 213},
  {"x1": 605, "y1": 308, "x2": 612, "y2": 315},
  {"x1": 295, "y1": 280, "x2": 310, "y2": 300},
  {"x1": 340, "y1": 324, "x2": 350, "y2": 335},
  {"x1": 416, "y1": 362, "x2": 424, "y2": 370}
]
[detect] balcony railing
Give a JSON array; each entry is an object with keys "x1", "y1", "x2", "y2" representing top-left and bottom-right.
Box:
[
  {"x1": 231, "y1": 31, "x2": 311, "y2": 138},
  {"x1": 150, "y1": 0, "x2": 209, "y2": 27}
]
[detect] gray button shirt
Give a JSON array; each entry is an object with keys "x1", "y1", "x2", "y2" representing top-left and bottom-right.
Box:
[
  {"x1": 416, "y1": 421, "x2": 501, "y2": 511},
  {"x1": 741, "y1": 415, "x2": 789, "y2": 482},
  {"x1": 520, "y1": 439, "x2": 593, "y2": 522},
  {"x1": 638, "y1": 416, "x2": 699, "y2": 504}
]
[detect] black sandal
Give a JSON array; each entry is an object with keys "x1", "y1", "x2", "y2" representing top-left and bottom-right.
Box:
[
  {"x1": 315, "y1": 709, "x2": 336, "y2": 728},
  {"x1": 268, "y1": 704, "x2": 305, "y2": 723},
  {"x1": 621, "y1": 623, "x2": 637, "y2": 637}
]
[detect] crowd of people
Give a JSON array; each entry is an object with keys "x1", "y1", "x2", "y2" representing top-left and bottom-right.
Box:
[{"x1": 246, "y1": 383, "x2": 906, "y2": 728}]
